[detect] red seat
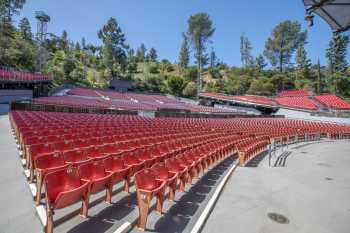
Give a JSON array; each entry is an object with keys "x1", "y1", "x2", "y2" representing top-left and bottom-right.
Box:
[
  {"x1": 165, "y1": 158, "x2": 188, "y2": 192},
  {"x1": 78, "y1": 160, "x2": 113, "y2": 217},
  {"x1": 53, "y1": 141, "x2": 73, "y2": 154},
  {"x1": 84, "y1": 146, "x2": 107, "y2": 160},
  {"x1": 28, "y1": 143, "x2": 55, "y2": 182},
  {"x1": 134, "y1": 169, "x2": 166, "y2": 230},
  {"x1": 44, "y1": 167, "x2": 89, "y2": 233},
  {"x1": 136, "y1": 148, "x2": 157, "y2": 168},
  {"x1": 63, "y1": 149, "x2": 91, "y2": 165},
  {"x1": 34, "y1": 153, "x2": 68, "y2": 205},
  {"x1": 123, "y1": 152, "x2": 145, "y2": 177},
  {"x1": 151, "y1": 163, "x2": 178, "y2": 200},
  {"x1": 103, "y1": 156, "x2": 131, "y2": 197}
]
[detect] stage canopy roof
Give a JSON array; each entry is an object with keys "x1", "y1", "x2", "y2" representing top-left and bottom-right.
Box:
[{"x1": 303, "y1": 0, "x2": 350, "y2": 34}]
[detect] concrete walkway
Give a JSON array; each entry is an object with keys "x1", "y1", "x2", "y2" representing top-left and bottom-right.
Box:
[
  {"x1": 202, "y1": 140, "x2": 350, "y2": 233},
  {"x1": 0, "y1": 114, "x2": 43, "y2": 233}
]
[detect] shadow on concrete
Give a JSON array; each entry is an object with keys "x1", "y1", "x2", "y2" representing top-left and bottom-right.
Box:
[
  {"x1": 0, "y1": 104, "x2": 9, "y2": 115},
  {"x1": 150, "y1": 156, "x2": 236, "y2": 233},
  {"x1": 245, "y1": 151, "x2": 269, "y2": 167},
  {"x1": 66, "y1": 192, "x2": 137, "y2": 233},
  {"x1": 274, "y1": 151, "x2": 292, "y2": 167}
]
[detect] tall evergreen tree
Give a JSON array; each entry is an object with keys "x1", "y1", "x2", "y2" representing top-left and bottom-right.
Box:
[
  {"x1": 178, "y1": 33, "x2": 190, "y2": 69},
  {"x1": 98, "y1": 17, "x2": 128, "y2": 73},
  {"x1": 136, "y1": 43, "x2": 147, "y2": 62},
  {"x1": 264, "y1": 20, "x2": 307, "y2": 72},
  {"x1": 210, "y1": 46, "x2": 217, "y2": 68},
  {"x1": 147, "y1": 47, "x2": 158, "y2": 62},
  {"x1": 240, "y1": 33, "x2": 253, "y2": 67},
  {"x1": 296, "y1": 43, "x2": 311, "y2": 79},
  {"x1": 187, "y1": 12, "x2": 215, "y2": 95},
  {"x1": 326, "y1": 35, "x2": 349, "y2": 74},
  {"x1": 255, "y1": 54, "x2": 267, "y2": 72},
  {"x1": 0, "y1": 0, "x2": 26, "y2": 23},
  {"x1": 59, "y1": 30, "x2": 69, "y2": 52},
  {"x1": 19, "y1": 17, "x2": 32, "y2": 40}
]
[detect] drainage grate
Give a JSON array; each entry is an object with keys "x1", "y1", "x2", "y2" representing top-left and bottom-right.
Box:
[{"x1": 267, "y1": 212, "x2": 289, "y2": 224}]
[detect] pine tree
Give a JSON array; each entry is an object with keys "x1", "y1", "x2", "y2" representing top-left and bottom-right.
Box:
[
  {"x1": 210, "y1": 47, "x2": 216, "y2": 67},
  {"x1": 19, "y1": 17, "x2": 32, "y2": 40},
  {"x1": 178, "y1": 33, "x2": 190, "y2": 68},
  {"x1": 264, "y1": 21, "x2": 307, "y2": 72},
  {"x1": 326, "y1": 35, "x2": 349, "y2": 74},
  {"x1": 0, "y1": 0, "x2": 26, "y2": 23},
  {"x1": 255, "y1": 54, "x2": 267, "y2": 72},
  {"x1": 187, "y1": 13, "x2": 215, "y2": 95},
  {"x1": 296, "y1": 44, "x2": 311, "y2": 79},
  {"x1": 98, "y1": 17, "x2": 128, "y2": 74},
  {"x1": 147, "y1": 47, "x2": 157, "y2": 62},
  {"x1": 136, "y1": 43, "x2": 147, "y2": 62},
  {"x1": 240, "y1": 33, "x2": 253, "y2": 67},
  {"x1": 60, "y1": 30, "x2": 69, "y2": 52}
]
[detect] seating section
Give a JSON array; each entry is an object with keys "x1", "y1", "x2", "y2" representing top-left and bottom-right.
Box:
[
  {"x1": 0, "y1": 69, "x2": 53, "y2": 82},
  {"x1": 278, "y1": 89, "x2": 309, "y2": 97},
  {"x1": 9, "y1": 110, "x2": 350, "y2": 232},
  {"x1": 200, "y1": 92, "x2": 277, "y2": 106},
  {"x1": 33, "y1": 88, "x2": 239, "y2": 113},
  {"x1": 314, "y1": 94, "x2": 350, "y2": 110},
  {"x1": 274, "y1": 97, "x2": 318, "y2": 110}
]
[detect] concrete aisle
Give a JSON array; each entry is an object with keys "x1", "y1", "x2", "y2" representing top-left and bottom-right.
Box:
[
  {"x1": 202, "y1": 140, "x2": 350, "y2": 233},
  {"x1": 0, "y1": 114, "x2": 42, "y2": 233}
]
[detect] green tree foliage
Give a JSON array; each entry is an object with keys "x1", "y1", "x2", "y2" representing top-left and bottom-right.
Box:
[
  {"x1": 178, "y1": 33, "x2": 190, "y2": 69},
  {"x1": 210, "y1": 47, "x2": 217, "y2": 68},
  {"x1": 295, "y1": 43, "x2": 311, "y2": 79},
  {"x1": 0, "y1": 0, "x2": 26, "y2": 23},
  {"x1": 147, "y1": 47, "x2": 158, "y2": 62},
  {"x1": 187, "y1": 13, "x2": 215, "y2": 94},
  {"x1": 264, "y1": 20, "x2": 307, "y2": 72},
  {"x1": 326, "y1": 35, "x2": 349, "y2": 74},
  {"x1": 255, "y1": 54, "x2": 267, "y2": 72},
  {"x1": 136, "y1": 43, "x2": 147, "y2": 62},
  {"x1": 18, "y1": 17, "x2": 32, "y2": 40},
  {"x1": 182, "y1": 81, "x2": 197, "y2": 97},
  {"x1": 248, "y1": 78, "x2": 274, "y2": 96},
  {"x1": 59, "y1": 30, "x2": 69, "y2": 52},
  {"x1": 167, "y1": 76, "x2": 185, "y2": 96},
  {"x1": 240, "y1": 33, "x2": 253, "y2": 67},
  {"x1": 98, "y1": 17, "x2": 128, "y2": 75}
]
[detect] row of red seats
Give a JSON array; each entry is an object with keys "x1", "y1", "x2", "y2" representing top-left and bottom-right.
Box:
[
  {"x1": 199, "y1": 92, "x2": 277, "y2": 106},
  {"x1": 274, "y1": 97, "x2": 318, "y2": 110},
  {"x1": 236, "y1": 136, "x2": 270, "y2": 165},
  {"x1": 29, "y1": 132, "x2": 228, "y2": 205},
  {"x1": 0, "y1": 69, "x2": 53, "y2": 82},
  {"x1": 41, "y1": 134, "x2": 237, "y2": 233},
  {"x1": 314, "y1": 94, "x2": 350, "y2": 110},
  {"x1": 277, "y1": 89, "x2": 310, "y2": 97}
]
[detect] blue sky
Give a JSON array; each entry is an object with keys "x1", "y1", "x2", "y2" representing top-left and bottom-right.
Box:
[{"x1": 15, "y1": 0, "x2": 349, "y2": 66}]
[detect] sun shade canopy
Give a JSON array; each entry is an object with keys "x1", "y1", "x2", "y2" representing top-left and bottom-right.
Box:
[{"x1": 303, "y1": 0, "x2": 350, "y2": 34}]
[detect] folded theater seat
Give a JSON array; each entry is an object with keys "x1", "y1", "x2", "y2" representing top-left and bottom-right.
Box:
[
  {"x1": 134, "y1": 169, "x2": 166, "y2": 230},
  {"x1": 151, "y1": 163, "x2": 178, "y2": 201},
  {"x1": 103, "y1": 156, "x2": 131, "y2": 196}
]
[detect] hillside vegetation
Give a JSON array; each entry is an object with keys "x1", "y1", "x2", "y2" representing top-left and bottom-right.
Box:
[{"x1": 0, "y1": 1, "x2": 349, "y2": 98}]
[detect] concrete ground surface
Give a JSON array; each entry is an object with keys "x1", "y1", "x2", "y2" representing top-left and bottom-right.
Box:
[
  {"x1": 202, "y1": 140, "x2": 350, "y2": 233},
  {"x1": 0, "y1": 114, "x2": 43, "y2": 233}
]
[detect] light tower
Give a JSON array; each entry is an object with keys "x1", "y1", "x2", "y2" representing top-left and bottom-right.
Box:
[
  {"x1": 35, "y1": 11, "x2": 50, "y2": 72},
  {"x1": 35, "y1": 11, "x2": 50, "y2": 42}
]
